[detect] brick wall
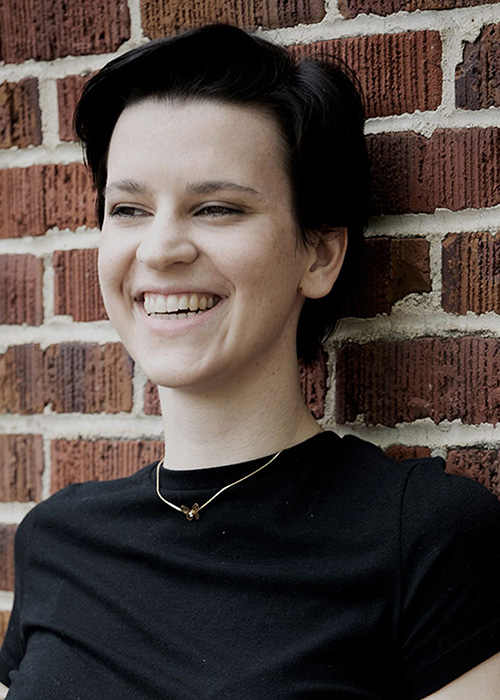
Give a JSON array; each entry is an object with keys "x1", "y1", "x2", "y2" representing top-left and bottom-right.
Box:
[{"x1": 1, "y1": 0, "x2": 500, "y2": 665}]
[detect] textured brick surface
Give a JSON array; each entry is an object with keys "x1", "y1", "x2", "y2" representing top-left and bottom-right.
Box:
[
  {"x1": 51, "y1": 439, "x2": 164, "y2": 492},
  {"x1": 0, "y1": 78, "x2": 42, "y2": 148},
  {"x1": 141, "y1": 0, "x2": 325, "y2": 37},
  {"x1": 0, "y1": 345, "x2": 45, "y2": 414},
  {"x1": 369, "y1": 128, "x2": 500, "y2": 215},
  {"x1": 0, "y1": 164, "x2": 96, "y2": 239},
  {"x1": 54, "y1": 249, "x2": 107, "y2": 321},
  {"x1": 456, "y1": 24, "x2": 500, "y2": 110},
  {"x1": 0, "y1": 610, "x2": 10, "y2": 645},
  {"x1": 442, "y1": 232, "x2": 500, "y2": 315},
  {"x1": 0, "y1": 434, "x2": 44, "y2": 502},
  {"x1": 0, "y1": 343, "x2": 133, "y2": 414},
  {"x1": 291, "y1": 31, "x2": 441, "y2": 119},
  {"x1": 343, "y1": 237, "x2": 431, "y2": 318},
  {"x1": 385, "y1": 444, "x2": 432, "y2": 461},
  {"x1": 0, "y1": 254, "x2": 43, "y2": 325},
  {"x1": 144, "y1": 381, "x2": 161, "y2": 416},
  {"x1": 336, "y1": 337, "x2": 500, "y2": 427},
  {"x1": 339, "y1": 0, "x2": 499, "y2": 18},
  {"x1": 45, "y1": 343, "x2": 133, "y2": 413},
  {"x1": 57, "y1": 74, "x2": 93, "y2": 142},
  {"x1": 447, "y1": 449, "x2": 500, "y2": 498},
  {"x1": 0, "y1": 524, "x2": 16, "y2": 591},
  {"x1": 0, "y1": 0, "x2": 130, "y2": 63}
]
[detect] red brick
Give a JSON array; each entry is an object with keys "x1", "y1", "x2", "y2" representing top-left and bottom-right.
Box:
[
  {"x1": 385, "y1": 444, "x2": 432, "y2": 461},
  {"x1": 0, "y1": 524, "x2": 16, "y2": 591},
  {"x1": 456, "y1": 24, "x2": 500, "y2": 110},
  {"x1": 447, "y1": 448, "x2": 500, "y2": 498},
  {"x1": 45, "y1": 343, "x2": 133, "y2": 413},
  {"x1": 290, "y1": 31, "x2": 441, "y2": 119},
  {"x1": 369, "y1": 128, "x2": 500, "y2": 215},
  {"x1": 53, "y1": 249, "x2": 107, "y2": 321},
  {"x1": 0, "y1": 345, "x2": 45, "y2": 414},
  {"x1": 141, "y1": 0, "x2": 325, "y2": 37},
  {"x1": 336, "y1": 337, "x2": 500, "y2": 427},
  {"x1": 0, "y1": 78, "x2": 42, "y2": 148},
  {"x1": 0, "y1": 610, "x2": 10, "y2": 645},
  {"x1": 57, "y1": 74, "x2": 94, "y2": 142},
  {"x1": 51, "y1": 439, "x2": 164, "y2": 492},
  {"x1": 144, "y1": 381, "x2": 161, "y2": 415},
  {"x1": 0, "y1": 164, "x2": 96, "y2": 239},
  {"x1": 442, "y1": 232, "x2": 500, "y2": 315},
  {"x1": 0, "y1": 434, "x2": 44, "y2": 502},
  {"x1": 0, "y1": 0, "x2": 130, "y2": 64},
  {"x1": 343, "y1": 237, "x2": 431, "y2": 318},
  {"x1": 339, "y1": 0, "x2": 499, "y2": 18},
  {"x1": 0, "y1": 254, "x2": 43, "y2": 325}
]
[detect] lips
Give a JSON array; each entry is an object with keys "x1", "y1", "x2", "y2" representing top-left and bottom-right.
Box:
[{"x1": 142, "y1": 292, "x2": 220, "y2": 316}]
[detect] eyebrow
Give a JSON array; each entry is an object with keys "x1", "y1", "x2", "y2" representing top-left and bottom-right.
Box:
[{"x1": 104, "y1": 178, "x2": 259, "y2": 199}]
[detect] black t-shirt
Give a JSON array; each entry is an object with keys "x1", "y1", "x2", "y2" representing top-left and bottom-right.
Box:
[{"x1": 2, "y1": 431, "x2": 500, "y2": 699}]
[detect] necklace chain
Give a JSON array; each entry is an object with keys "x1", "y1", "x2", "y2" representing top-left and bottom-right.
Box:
[{"x1": 155, "y1": 450, "x2": 282, "y2": 521}]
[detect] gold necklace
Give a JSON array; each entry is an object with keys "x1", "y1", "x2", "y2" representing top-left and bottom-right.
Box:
[{"x1": 155, "y1": 450, "x2": 282, "y2": 521}]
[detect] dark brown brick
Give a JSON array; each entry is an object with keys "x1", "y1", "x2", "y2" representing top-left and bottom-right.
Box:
[
  {"x1": 369, "y1": 128, "x2": 500, "y2": 215},
  {"x1": 0, "y1": 78, "x2": 42, "y2": 148},
  {"x1": 442, "y1": 232, "x2": 500, "y2": 315},
  {"x1": 456, "y1": 24, "x2": 500, "y2": 110},
  {"x1": 0, "y1": 345, "x2": 45, "y2": 414},
  {"x1": 290, "y1": 31, "x2": 441, "y2": 119},
  {"x1": 51, "y1": 439, "x2": 164, "y2": 492},
  {"x1": 336, "y1": 337, "x2": 500, "y2": 427},
  {"x1": 0, "y1": 524, "x2": 16, "y2": 591},
  {"x1": 339, "y1": 0, "x2": 499, "y2": 18},
  {"x1": 0, "y1": 0, "x2": 130, "y2": 64},
  {"x1": 0, "y1": 164, "x2": 96, "y2": 239},
  {"x1": 141, "y1": 0, "x2": 325, "y2": 37},
  {"x1": 53, "y1": 249, "x2": 107, "y2": 321},
  {"x1": 0, "y1": 434, "x2": 44, "y2": 502},
  {"x1": 0, "y1": 254, "x2": 43, "y2": 325},
  {"x1": 299, "y1": 350, "x2": 327, "y2": 419},
  {"x1": 447, "y1": 448, "x2": 500, "y2": 498},
  {"x1": 0, "y1": 610, "x2": 11, "y2": 645},
  {"x1": 45, "y1": 343, "x2": 133, "y2": 413},
  {"x1": 343, "y1": 237, "x2": 431, "y2": 318},
  {"x1": 385, "y1": 444, "x2": 432, "y2": 461},
  {"x1": 57, "y1": 74, "x2": 94, "y2": 142}
]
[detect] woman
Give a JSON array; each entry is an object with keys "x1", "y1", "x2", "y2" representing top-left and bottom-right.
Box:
[{"x1": 1, "y1": 24, "x2": 500, "y2": 699}]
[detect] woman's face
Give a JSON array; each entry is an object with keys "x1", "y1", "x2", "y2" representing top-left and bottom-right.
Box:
[{"x1": 99, "y1": 98, "x2": 318, "y2": 391}]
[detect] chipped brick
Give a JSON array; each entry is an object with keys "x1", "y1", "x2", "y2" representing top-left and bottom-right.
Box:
[
  {"x1": 0, "y1": 78, "x2": 42, "y2": 148},
  {"x1": 57, "y1": 74, "x2": 94, "y2": 142},
  {"x1": 447, "y1": 448, "x2": 500, "y2": 498},
  {"x1": 385, "y1": 444, "x2": 432, "y2": 461},
  {"x1": 0, "y1": 345, "x2": 45, "y2": 414},
  {"x1": 339, "y1": 0, "x2": 499, "y2": 19},
  {"x1": 456, "y1": 24, "x2": 500, "y2": 110},
  {"x1": 0, "y1": 524, "x2": 16, "y2": 591}
]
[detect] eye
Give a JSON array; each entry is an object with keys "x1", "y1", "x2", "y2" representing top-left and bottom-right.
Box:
[
  {"x1": 195, "y1": 204, "x2": 243, "y2": 218},
  {"x1": 108, "y1": 205, "x2": 150, "y2": 219}
]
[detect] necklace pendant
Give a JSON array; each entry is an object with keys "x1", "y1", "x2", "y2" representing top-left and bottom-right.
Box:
[{"x1": 181, "y1": 503, "x2": 200, "y2": 521}]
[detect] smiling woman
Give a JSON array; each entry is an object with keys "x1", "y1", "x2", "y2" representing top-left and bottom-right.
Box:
[{"x1": 1, "y1": 23, "x2": 500, "y2": 700}]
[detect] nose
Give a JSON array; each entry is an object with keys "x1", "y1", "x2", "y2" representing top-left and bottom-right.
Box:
[{"x1": 136, "y1": 214, "x2": 198, "y2": 270}]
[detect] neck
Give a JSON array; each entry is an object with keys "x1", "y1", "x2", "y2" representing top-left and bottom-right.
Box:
[{"x1": 158, "y1": 356, "x2": 321, "y2": 470}]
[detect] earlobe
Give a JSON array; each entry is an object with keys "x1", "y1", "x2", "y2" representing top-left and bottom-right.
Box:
[{"x1": 299, "y1": 227, "x2": 348, "y2": 300}]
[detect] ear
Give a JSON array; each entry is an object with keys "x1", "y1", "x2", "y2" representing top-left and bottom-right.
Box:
[{"x1": 299, "y1": 227, "x2": 348, "y2": 300}]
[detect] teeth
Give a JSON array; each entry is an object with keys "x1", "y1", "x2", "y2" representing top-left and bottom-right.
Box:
[{"x1": 143, "y1": 293, "x2": 218, "y2": 316}]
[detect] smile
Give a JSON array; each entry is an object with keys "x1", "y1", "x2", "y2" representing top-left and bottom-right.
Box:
[{"x1": 142, "y1": 292, "x2": 220, "y2": 317}]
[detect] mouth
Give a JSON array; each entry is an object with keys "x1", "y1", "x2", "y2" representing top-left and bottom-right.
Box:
[{"x1": 140, "y1": 292, "x2": 222, "y2": 318}]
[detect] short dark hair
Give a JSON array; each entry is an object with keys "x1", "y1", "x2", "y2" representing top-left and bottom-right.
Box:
[{"x1": 74, "y1": 23, "x2": 370, "y2": 364}]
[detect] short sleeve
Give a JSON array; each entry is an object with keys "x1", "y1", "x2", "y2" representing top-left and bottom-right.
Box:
[
  {"x1": 0, "y1": 509, "x2": 36, "y2": 687},
  {"x1": 399, "y1": 460, "x2": 500, "y2": 699}
]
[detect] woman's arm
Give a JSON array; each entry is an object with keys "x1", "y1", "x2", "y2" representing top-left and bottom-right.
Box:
[{"x1": 423, "y1": 651, "x2": 500, "y2": 699}]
